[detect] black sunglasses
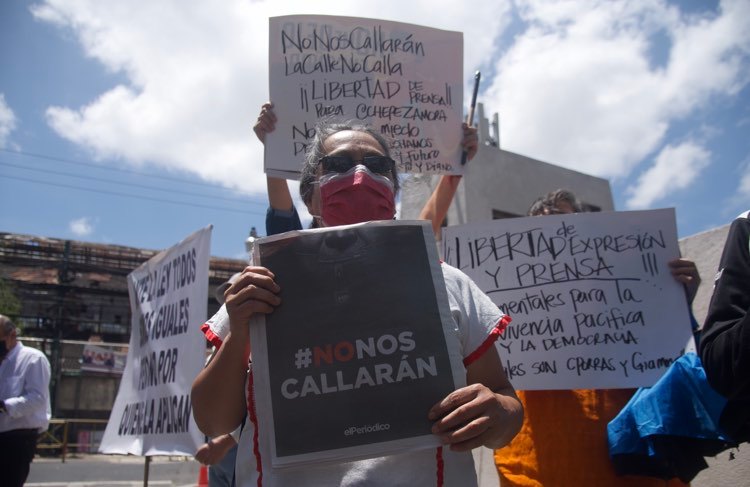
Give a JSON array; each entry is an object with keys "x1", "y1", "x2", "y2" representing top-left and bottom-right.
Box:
[{"x1": 319, "y1": 155, "x2": 395, "y2": 175}]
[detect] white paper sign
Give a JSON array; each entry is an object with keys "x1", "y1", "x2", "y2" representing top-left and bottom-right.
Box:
[
  {"x1": 267, "y1": 15, "x2": 464, "y2": 178},
  {"x1": 442, "y1": 209, "x2": 693, "y2": 390},
  {"x1": 99, "y1": 226, "x2": 211, "y2": 455}
]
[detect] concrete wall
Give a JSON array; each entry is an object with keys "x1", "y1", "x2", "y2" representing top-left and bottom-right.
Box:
[{"x1": 56, "y1": 374, "x2": 120, "y2": 416}]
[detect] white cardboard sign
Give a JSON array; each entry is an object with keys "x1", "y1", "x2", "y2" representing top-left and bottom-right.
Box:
[
  {"x1": 442, "y1": 209, "x2": 693, "y2": 390},
  {"x1": 99, "y1": 226, "x2": 211, "y2": 455},
  {"x1": 266, "y1": 15, "x2": 464, "y2": 178}
]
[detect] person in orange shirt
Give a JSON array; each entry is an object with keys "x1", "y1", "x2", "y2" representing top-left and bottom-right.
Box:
[{"x1": 494, "y1": 189, "x2": 700, "y2": 487}]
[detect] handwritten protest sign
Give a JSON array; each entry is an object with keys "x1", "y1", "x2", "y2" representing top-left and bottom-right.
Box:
[
  {"x1": 442, "y1": 209, "x2": 693, "y2": 390},
  {"x1": 99, "y1": 226, "x2": 211, "y2": 455},
  {"x1": 250, "y1": 221, "x2": 465, "y2": 468},
  {"x1": 266, "y1": 15, "x2": 464, "y2": 179}
]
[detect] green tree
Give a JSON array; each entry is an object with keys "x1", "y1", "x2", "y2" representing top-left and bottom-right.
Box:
[{"x1": 0, "y1": 277, "x2": 21, "y2": 318}]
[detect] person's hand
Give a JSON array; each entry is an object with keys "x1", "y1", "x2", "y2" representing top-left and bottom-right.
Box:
[
  {"x1": 194, "y1": 441, "x2": 219, "y2": 465},
  {"x1": 428, "y1": 383, "x2": 517, "y2": 451},
  {"x1": 224, "y1": 266, "x2": 281, "y2": 337},
  {"x1": 253, "y1": 102, "x2": 277, "y2": 143},
  {"x1": 462, "y1": 122, "x2": 478, "y2": 162},
  {"x1": 669, "y1": 258, "x2": 701, "y2": 305},
  {"x1": 194, "y1": 435, "x2": 235, "y2": 465}
]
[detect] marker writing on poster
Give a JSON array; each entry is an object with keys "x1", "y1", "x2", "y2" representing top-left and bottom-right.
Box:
[
  {"x1": 271, "y1": 16, "x2": 463, "y2": 176},
  {"x1": 116, "y1": 394, "x2": 192, "y2": 436}
]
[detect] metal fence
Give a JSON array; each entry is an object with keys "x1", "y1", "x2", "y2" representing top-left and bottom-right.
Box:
[{"x1": 37, "y1": 418, "x2": 110, "y2": 462}]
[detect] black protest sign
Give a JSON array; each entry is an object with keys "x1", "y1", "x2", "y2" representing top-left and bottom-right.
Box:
[{"x1": 250, "y1": 221, "x2": 464, "y2": 467}]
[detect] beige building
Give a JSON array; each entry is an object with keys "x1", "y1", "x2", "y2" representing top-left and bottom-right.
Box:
[{"x1": 400, "y1": 103, "x2": 614, "y2": 227}]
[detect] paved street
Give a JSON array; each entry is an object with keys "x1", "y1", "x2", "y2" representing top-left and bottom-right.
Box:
[{"x1": 27, "y1": 454, "x2": 202, "y2": 487}]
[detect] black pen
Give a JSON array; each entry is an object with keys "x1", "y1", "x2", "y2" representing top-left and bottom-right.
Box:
[{"x1": 461, "y1": 71, "x2": 481, "y2": 165}]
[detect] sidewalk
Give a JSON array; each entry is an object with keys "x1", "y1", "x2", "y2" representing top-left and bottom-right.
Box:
[
  {"x1": 32, "y1": 453, "x2": 194, "y2": 464},
  {"x1": 27, "y1": 450, "x2": 501, "y2": 487},
  {"x1": 27, "y1": 453, "x2": 202, "y2": 487}
]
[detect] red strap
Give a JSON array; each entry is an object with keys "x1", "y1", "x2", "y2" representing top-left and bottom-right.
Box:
[
  {"x1": 435, "y1": 446, "x2": 444, "y2": 487},
  {"x1": 247, "y1": 370, "x2": 263, "y2": 486},
  {"x1": 200, "y1": 323, "x2": 223, "y2": 348},
  {"x1": 463, "y1": 315, "x2": 511, "y2": 367}
]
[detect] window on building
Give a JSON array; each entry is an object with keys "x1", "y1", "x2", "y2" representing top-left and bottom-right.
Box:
[
  {"x1": 581, "y1": 202, "x2": 601, "y2": 212},
  {"x1": 492, "y1": 209, "x2": 521, "y2": 220}
]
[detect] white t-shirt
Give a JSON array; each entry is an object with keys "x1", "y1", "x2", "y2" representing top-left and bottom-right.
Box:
[{"x1": 219, "y1": 263, "x2": 508, "y2": 487}]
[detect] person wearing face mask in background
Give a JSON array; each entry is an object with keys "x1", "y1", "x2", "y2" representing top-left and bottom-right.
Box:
[
  {"x1": 192, "y1": 118, "x2": 523, "y2": 487},
  {"x1": 0, "y1": 314, "x2": 52, "y2": 487}
]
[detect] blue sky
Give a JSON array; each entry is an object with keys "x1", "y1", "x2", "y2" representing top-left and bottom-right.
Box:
[{"x1": 1, "y1": 0, "x2": 748, "y2": 259}]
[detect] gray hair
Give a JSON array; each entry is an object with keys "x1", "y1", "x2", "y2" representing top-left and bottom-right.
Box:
[
  {"x1": 299, "y1": 120, "x2": 399, "y2": 206},
  {"x1": 0, "y1": 314, "x2": 15, "y2": 334},
  {"x1": 528, "y1": 189, "x2": 583, "y2": 216}
]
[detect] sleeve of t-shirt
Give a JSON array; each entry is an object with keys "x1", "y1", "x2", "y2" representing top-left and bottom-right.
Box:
[
  {"x1": 201, "y1": 304, "x2": 230, "y2": 347},
  {"x1": 265, "y1": 206, "x2": 303, "y2": 236},
  {"x1": 440, "y1": 263, "x2": 510, "y2": 365}
]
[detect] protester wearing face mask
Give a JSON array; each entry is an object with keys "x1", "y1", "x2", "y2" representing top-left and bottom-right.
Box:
[
  {"x1": 192, "y1": 120, "x2": 523, "y2": 487},
  {"x1": 0, "y1": 314, "x2": 52, "y2": 487},
  {"x1": 297, "y1": 122, "x2": 399, "y2": 228}
]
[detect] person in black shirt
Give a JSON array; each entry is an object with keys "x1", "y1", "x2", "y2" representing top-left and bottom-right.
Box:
[{"x1": 700, "y1": 210, "x2": 750, "y2": 442}]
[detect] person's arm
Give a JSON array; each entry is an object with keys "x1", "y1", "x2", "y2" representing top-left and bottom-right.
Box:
[
  {"x1": 700, "y1": 215, "x2": 750, "y2": 400},
  {"x1": 419, "y1": 175, "x2": 462, "y2": 237},
  {"x1": 428, "y1": 346, "x2": 523, "y2": 451},
  {"x1": 192, "y1": 266, "x2": 281, "y2": 437},
  {"x1": 253, "y1": 102, "x2": 296, "y2": 212},
  {"x1": 419, "y1": 123, "x2": 478, "y2": 238},
  {"x1": 3, "y1": 353, "x2": 50, "y2": 419}
]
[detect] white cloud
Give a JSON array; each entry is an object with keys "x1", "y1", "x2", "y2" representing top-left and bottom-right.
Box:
[
  {"x1": 738, "y1": 168, "x2": 750, "y2": 199},
  {"x1": 69, "y1": 216, "x2": 95, "y2": 237},
  {"x1": 625, "y1": 141, "x2": 710, "y2": 208},
  {"x1": 483, "y1": 0, "x2": 750, "y2": 179},
  {"x1": 27, "y1": 0, "x2": 750, "y2": 206},
  {"x1": 728, "y1": 153, "x2": 750, "y2": 211},
  {"x1": 31, "y1": 0, "x2": 512, "y2": 195},
  {"x1": 0, "y1": 94, "x2": 17, "y2": 148}
]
